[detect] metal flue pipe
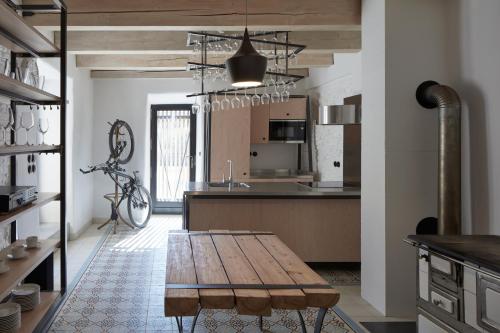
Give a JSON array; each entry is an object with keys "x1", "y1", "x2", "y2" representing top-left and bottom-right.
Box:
[{"x1": 416, "y1": 81, "x2": 462, "y2": 235}]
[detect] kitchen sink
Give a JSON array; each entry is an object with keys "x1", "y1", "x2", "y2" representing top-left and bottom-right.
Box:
[{"x1": 208, "y1": 182, "x2": 251, "y2": 188}]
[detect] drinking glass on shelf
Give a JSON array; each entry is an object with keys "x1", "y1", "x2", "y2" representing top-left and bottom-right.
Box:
[
  {"x1": 20, "y1": 110, "x2": 35, "y2": 145},
  {"x1": 281, "y1": 89, "x2": 290, "y2": 103},
  {"x1": 261, "y1": 82, "x2": 271, "y2": 105},
  {"x1": 221, "y1": 91, "x2": 230, "y2": 111},
  {"x1": 211, "y1": 95, "x2": 220, "y2": 112},
  {"x1": 0, "y1": 58, "x2": 8, "y2": 77},
  {"x1": 242, "y1": 89, "x2": 251, "y2": 107},
  {"x1": 33, "y1": 75, "x2": 45, "y2": 90},
  {"x1": 203, "y1": 99, "x2": 211, "y2": 113},
  {"x1": 4, "y1": 106, "x2": 14, "y2": 146},
  {"x1": 231, "y1": 92, "x2": 241, "y2": 109},
  {"x1": 38, "y1": 118, "x2": 49, "y2": 145},
  {"x1": 251, "y1": 87, "x2": 261, "y2": 107},
  {"x1": 192, "y1": 97, "x2": 200, "y2": 115},
  {"x1": 271, "y1": 85, "x2": 281, "y2": 103},
  {"x1": 0, "y1": 104, "x2": 10, "y2": 145}
]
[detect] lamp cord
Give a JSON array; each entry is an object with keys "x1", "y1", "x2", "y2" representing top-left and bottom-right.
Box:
[{"x1": 245, "y1": 0, "x2": 248, "y2": 27}]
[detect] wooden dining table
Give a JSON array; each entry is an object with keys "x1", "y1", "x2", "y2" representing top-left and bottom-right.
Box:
[{"x1": 165, "y1": 230, "x2": 340, "y2": 333}]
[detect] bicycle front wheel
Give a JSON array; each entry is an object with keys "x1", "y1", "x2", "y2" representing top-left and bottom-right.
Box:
[{"x1": 127, "y1": 185, "x2": 152, "y2": 228}]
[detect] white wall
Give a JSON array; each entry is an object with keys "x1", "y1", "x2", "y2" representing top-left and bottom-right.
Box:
[
  {"x1": 91, "y1": 78, "x2": 198, "y2": 219},
  {"x1": 303, "y1": 54, "x2": 362, "y2": 177},
  {"x1": 361, "y1": 0, "x2": 387, "y2": 314},
  {"x1": 31, "y1": 55, "x2": 94, "y2": 240},
  {"x1": 449, "y1": 0, "x2": 500, "y2": 235},
  {"x1": 362, "y1": 0, "x2": 455, "y2": 317},
  {"x1": 306, "y1": 53, "x2": 362, "y2": 108}
]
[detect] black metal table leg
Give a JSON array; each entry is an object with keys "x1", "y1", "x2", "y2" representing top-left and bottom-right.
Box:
[
  {"x1": 314, "y1": 308, "x2": 328, "y2": 333},
  {"x1": 190, "y1": 307, "x2": 202, "y2": 333},
  {"x1": 259, "y1": 315, "x2": 263, "y2": 331},
  {"x1": 175, "y1": 316, "x2": 183, "y2": 332},
  {"x1": 297, "y1": 310, "x2": 307, "y2": 333}
]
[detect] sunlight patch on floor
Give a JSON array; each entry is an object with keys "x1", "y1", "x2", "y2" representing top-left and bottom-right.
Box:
[{"x1": 112, "y1": 215, "x2": 183, "y2": 252}]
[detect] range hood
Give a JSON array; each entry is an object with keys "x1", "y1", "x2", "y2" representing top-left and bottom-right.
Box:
[{"x1": 318, "y1": 105, "x2": 361, "y2": 125}]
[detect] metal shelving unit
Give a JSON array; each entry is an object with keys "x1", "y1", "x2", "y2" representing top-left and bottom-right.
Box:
[{"x1": 0, "y1": 0, "x2": 67, "y2": 332}]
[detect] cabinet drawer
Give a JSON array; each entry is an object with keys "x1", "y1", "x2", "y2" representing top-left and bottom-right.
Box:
[
  {"x1": 269, "y1": 98, "x2": 307, "y2": 119},
  {"x1": 477, "y1": 273, "x2": 500, "y2": 332},
  {"x1": 430, "y1": 287, "x2": 459, "y2": 320},
  {"x1": 431, "y1": 254, "x2": 454, "y2": 276},
  {"x1": 431, "y1": 254, "x2": 459, "y2": 293},
  {"x1": 418, "y1": 312, "x2": 459, "y2": 333}
]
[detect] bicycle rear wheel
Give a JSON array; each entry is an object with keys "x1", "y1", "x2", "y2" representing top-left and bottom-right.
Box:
[
  {"x1": 127, "y1": 185, "x2": 152, "y2": 228},
  {"x1": 109, "y1": 119, "x2": 135, "y2": 164}
]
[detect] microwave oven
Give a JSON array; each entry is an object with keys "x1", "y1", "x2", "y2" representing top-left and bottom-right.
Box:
[{"x1": 268, "y1": 120, "x2": 306, "y2": 143}]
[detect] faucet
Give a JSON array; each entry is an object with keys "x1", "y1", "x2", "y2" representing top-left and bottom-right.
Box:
[{"x1": 227, "y1": 160, "x2": 233, "y2": 184}]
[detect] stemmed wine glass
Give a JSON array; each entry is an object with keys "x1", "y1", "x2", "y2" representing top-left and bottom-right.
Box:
[
  {"x1": 271, "y1": 80, "x2": 281, "y2": 103},
  {"x1": 221, "y1": 90, "x2": 230, "y2": 111},
  {"x1": 38, "y1": 118, "x2": 49, "y2": 145},
  {"x1": 231, "y1": 91, "x2": 241, "y2": 109},
  {"x1": 261, "y1": 81, "x2": 271, "y2": 105},
  {"x1": 251, "y1": 87, "x2": 261, "y2": 107},
  {"x1": 211, "y1": 95, "x2": 220, "y2": 112},
  {"x1": 20, "y1": 110, "x2": 35, "y2": 145},
  {"x1": 242, "y1": 89, "x2": 251, "y2": 107},
  {"x1": 0, "y1": 104, "x2": 11, "y2": 145},
  {"x1": 203, "y1": 96, "x2": 211, "y2": 113},
  {"x1": 3, "y1": 106, "x2": 14, "y2": 146},
  {"x1": 192, "y1": 96, "x2": 200, "y2": 115}
]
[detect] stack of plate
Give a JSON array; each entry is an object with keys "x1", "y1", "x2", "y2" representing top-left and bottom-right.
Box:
[
  {"x1": 0, "y1": 303, "x2": 21, "y2": 333},
  {"x1": 11, "y1": 284, "x2": 40, "y2": 312}
]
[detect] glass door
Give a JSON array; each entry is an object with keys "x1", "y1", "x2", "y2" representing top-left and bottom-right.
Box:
[{"x1": 151, "y1": 104, "x2": 196, "y2": 213}]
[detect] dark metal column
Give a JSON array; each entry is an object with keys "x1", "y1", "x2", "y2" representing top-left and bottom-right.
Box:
[{"x1": 59, "y1": 5, "x2": 68, "y2": 293}]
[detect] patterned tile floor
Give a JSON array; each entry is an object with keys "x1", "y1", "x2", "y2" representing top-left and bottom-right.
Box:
[{"x1": 50, "y1": 216, "x2": 362, "y2": 333}]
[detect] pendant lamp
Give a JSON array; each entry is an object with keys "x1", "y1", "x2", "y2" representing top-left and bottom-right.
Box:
[{"x1": 225, "y1": 0, "x2": 267, "y2": 87}]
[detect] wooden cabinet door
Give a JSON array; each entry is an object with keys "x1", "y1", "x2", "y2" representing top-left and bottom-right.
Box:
[
  {"x1": 250, "y1": 103, "x2": 270, "y2": 144},
  {"x1": 210, "y1": 106, "x2": 251, "y2": 182},
  {"x1": 269, "y1": 98, "x2": 307, "y2": 119}
]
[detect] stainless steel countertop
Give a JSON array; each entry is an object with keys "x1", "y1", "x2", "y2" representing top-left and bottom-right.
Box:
[{"x1": 184, "y1": 182, "x2": 361, "y2": 198}]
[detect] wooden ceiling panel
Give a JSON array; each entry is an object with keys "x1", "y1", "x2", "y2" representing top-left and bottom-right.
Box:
[
  {"x1": 76, "y1": 53, "x2": 333, "y2": 70},
  {"x1": 25, "y1": 0, "x2": 361, "y2": 31},
  {"x1": 56, "y1": 31, "x2": 360, "y2": 54}
]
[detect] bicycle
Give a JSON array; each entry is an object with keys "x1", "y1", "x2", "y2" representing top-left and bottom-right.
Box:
[{"x1": 80, "y1": 119, "x2": 152, "y2": 229}]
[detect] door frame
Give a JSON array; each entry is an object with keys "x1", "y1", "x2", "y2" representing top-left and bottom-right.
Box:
[{"x1": 150, "y1": 104, "x2": 196, "y2": 214}]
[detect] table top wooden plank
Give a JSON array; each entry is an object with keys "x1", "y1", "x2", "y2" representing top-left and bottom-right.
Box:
[
  {"x1": 165, "y1": 233, "x2": 199, "y2": 316},
  {"x1": 234, "y1": 234, "x2": 306, "y2": 310},
  {"x1": 190, "y1": 235, "x2": 235, "y2": 309},
  {"x1": 257, "y1": 234, "x2": 340, "y2": 308},
  {"x1": 212, "y1": 232, "x2": 272, "y2": 316}
]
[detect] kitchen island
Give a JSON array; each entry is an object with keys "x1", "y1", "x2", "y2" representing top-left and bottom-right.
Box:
[{"x1": 183, "y1": 182, "x2": 361, "y2": 262}]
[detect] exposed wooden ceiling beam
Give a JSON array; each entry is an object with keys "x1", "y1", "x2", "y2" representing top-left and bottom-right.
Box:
[
  {"x1": 91, "y1": 70, "x2": 193, "y2": 79},
  {"x1": 56, "y1": 31, "x2": 361, "y2": 54},
  {"x1": 90, "y1": 68, "x2": 310, "y2": 79},
  {"x1": 24, "y1": 0, "x2": 361, "y2": 31},
  {"x1": 76, "y1": 53, "x2": 333, "y2": 70}
]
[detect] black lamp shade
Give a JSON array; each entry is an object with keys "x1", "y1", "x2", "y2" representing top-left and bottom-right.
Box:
[{"x1": 225, "y1": 28, "x2": 267, "y2": 87}]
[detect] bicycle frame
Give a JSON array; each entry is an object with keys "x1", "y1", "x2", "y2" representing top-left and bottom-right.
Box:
[{"x1": 80, "y1": 159, "x2": 145, "y2": 210}]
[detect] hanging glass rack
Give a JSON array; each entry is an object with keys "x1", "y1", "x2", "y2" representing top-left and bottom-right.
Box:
[{"x1": 185, "y1": 31, "x2": 306, "y2": 101}]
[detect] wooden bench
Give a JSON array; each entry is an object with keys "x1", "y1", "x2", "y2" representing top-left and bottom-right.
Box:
[{"x1": 165, "y1": 231, "x2": 340, "y2": 333}]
